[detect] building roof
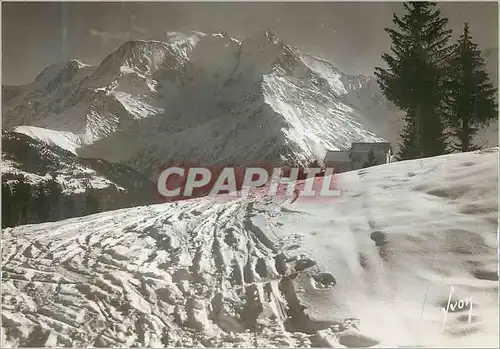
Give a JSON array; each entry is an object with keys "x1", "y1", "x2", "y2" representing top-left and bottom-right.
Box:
[
  {"x1": 350, "y1": 142, "x2": 391, "y2": 152},
  {"x1": 324, "y1": 150, "x2": 351, "y2": 163}
]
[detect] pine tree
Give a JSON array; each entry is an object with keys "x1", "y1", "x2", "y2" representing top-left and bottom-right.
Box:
[
  {"x1": 444, "y1": 22, "x2": 498, "y2": 152},
  {"x1": 2, "y1": 182, "x2": 13, "y2": 228},
  {"x1": 375, "y1": 2, "x2": 453, "y2": 159},
  {"x1": 397, "y1": 109, "x2": 419, "y2": 160},
  {"x1": 363, "y1": 150, "x2": 377, "y2": 168},
  {"x1": 46, "y1": 176, "x2": 62, "y2": 221},
  {"x1": 63, "y1": 197, "x2": 76, "y2": 219},
  {"x1": 34, "y1": 182, "x2": 50, "y2": 222},
  {"x1": 85, "y1": 191, "x2": 101, "y2": 215},
  {"x1": 12, "y1": 176, "x2": 31, "y2": 225}
]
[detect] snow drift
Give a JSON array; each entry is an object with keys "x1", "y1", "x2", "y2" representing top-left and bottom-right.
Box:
[{"x1": 2, "y1": 149, "x2": 498, "y2": 347}]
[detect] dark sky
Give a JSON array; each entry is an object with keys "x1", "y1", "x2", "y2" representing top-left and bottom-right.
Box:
[{"x1": 2, "y1": 1, "x2": 498, "y2": 85}]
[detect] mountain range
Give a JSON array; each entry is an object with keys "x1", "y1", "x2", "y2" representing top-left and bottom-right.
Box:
[
  {"x1": 2, "y1": 29, "x2": 498, "y2": 347},
  {"x1": 2, "y1": 29, "x2": 497, "y2": 209},
  {"x1": 3, "y1": 30, "x2": 398, "y2": 176}
]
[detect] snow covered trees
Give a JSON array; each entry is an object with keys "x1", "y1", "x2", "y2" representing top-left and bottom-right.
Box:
[{"x1": 375, "y1": 2, "x2": 497, "y2": 159}]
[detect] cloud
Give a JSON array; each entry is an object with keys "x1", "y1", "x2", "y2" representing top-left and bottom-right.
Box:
[
  {"x1": 130, "y1": 26, "x2": 147, "y2": 34},
  {"x1": 89, "y1": 29, "x2": 131, "y2": 45},
  {"x1": 89, "y1": 27, "x2": 147, "y2": 46}
]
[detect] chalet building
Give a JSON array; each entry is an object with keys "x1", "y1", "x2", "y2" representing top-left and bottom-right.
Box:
[
  {"x1": 323, "y1": 150, "x2": 351, "y2": 173},
  {"x1": 323, "y1": 142, "x2": 392, "y2": 173}
]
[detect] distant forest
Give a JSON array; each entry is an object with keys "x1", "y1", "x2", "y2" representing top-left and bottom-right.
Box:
[{"x1": 2, "y1": 174, "x2": 101, "y2": 228}]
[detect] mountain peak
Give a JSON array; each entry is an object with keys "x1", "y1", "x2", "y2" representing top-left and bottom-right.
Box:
[
  {"x1": 67, "y1": 59, "x2": 89, "y2": 69},
  {"x1": 31, "y1": 59, "x2": 92, "y2": 92},
  {"x1": 87, "y1": 40, "x2": 173, "y2": 85}
]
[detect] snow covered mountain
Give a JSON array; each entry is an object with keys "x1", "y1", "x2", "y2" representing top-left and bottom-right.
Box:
[
  {"x1": 2, "y1": 131, "x2": 156, "y2": 226},
  {"x1": 77, "y1": 30, "x2": 390, "y2": 176},
  {"x1": 1, "y1": 32, "x2": 202, "y2": 148},
  {"x1": 2, "y1": 149, "x2": 498, "y2": 347},
  {"x1": 5, "y1": 29, "x2": 496, "y2": 177},
  {"x1": 300, "y1": 54, "x2": 406, "y2": 147},
  {"x1": 3, "y1": 30, "x2": 387, "y2": 177}
]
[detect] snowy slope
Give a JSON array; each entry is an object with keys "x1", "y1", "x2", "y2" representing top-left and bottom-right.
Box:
[
  {"x1": 1, "y1": 132, "x2": 118, "y2": 194},
  {"x1": 2, "y1": 149, "x2": 498, "y2": 347},
  {"x1": 300, "y1": 53, "x2": 372, "y2": 96},
  {"x1": 1, "y1": 131, "x2": 155, "y2": 206},
  {"x1": 12, "y1": 126, "x2": 85, "y2": 155},
  {"x1": 2, "y1": 60, "x2": 96, "y2": 130}
]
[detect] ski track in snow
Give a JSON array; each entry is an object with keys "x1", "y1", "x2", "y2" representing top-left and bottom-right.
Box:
[{"x1": 2, "y1": 150, "x2": 498, "y2": 347}]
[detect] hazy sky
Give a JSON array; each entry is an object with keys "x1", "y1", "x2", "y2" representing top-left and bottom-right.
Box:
[{"x1": 2, "y1": 1, "x2": 498, "y2": 85}]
